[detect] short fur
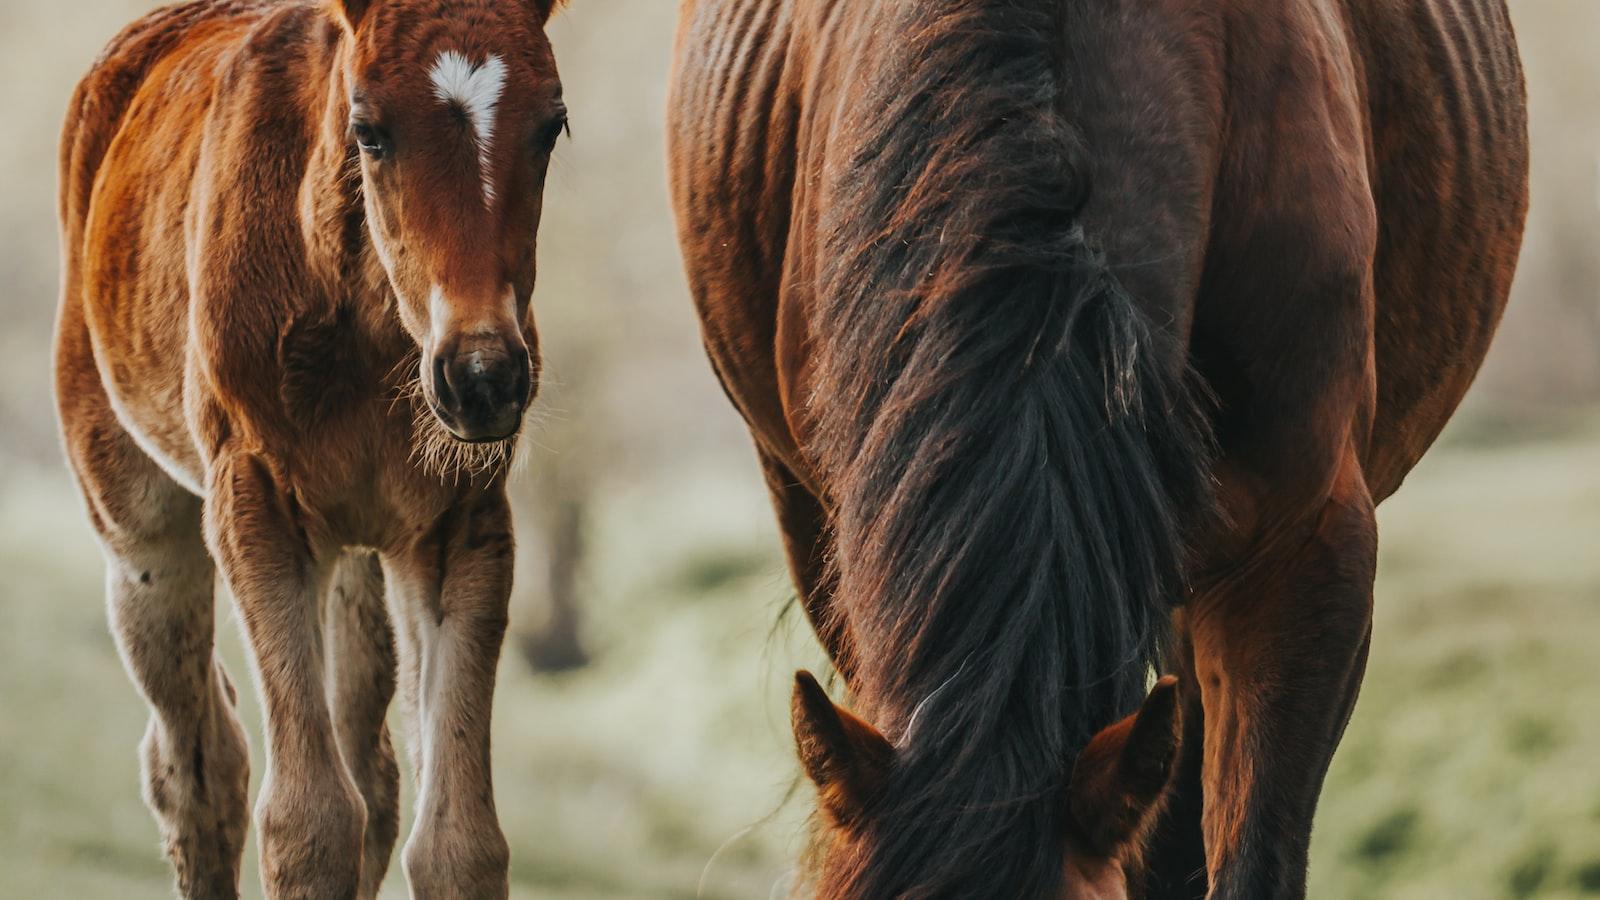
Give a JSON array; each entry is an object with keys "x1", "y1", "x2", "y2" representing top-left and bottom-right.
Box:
[
  {"x1": 800, "y1": 2, "x2": 1210, "y2": 895},
  {"x1": 55, "y1": 0, "x2": 570, "y2": 896},
  {"x1": 668, "y1": 0, "x2": 1529, "y2": 896}
]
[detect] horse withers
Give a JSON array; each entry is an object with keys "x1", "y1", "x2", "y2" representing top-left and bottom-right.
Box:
[
  {"x1": 56, "y1": 0, "x2": 570, "y2": 896},
  {"x1": 669, "y1": 0, "x2": 1528, "y2": 897}
]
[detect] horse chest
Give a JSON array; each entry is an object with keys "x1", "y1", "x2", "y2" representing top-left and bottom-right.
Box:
[{"x1": 276, "y1": 430, "x2": 462, "y2": 556}]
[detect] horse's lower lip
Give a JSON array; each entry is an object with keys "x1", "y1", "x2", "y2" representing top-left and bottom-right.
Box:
[
  {"x1": 428, "y1": 400, "x2": 517, "y2": 443},
  {"x1": 450, "y1": 429, "x2": 515, "y2": 445}
]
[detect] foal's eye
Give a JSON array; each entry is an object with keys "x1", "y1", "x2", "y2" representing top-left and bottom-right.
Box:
[
  {"x1": 351, "y1": 123, "x2": 390, "y2": 159},
  {"x1": 536, "y1": 116, "x2": 569, "y2": 155}
]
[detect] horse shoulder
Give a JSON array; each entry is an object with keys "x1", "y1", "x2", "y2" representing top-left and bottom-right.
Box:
[{"x1": 187, "y1": 7, "x2": 352, "y2": 430}]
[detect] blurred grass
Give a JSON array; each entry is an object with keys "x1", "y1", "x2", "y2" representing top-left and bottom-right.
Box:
[
  {"x1": 0, "y1": 451, "x2": 825, "y2": 900},
  {"x1": 2, "y1": 415, "x2": 1597, "y2": 899},
  {"x1": 1307, "y1": 415, "x2": 1600, "y2": 900}
]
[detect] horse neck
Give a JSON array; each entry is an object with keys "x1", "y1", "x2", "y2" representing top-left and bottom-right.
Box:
[{"x1": 799, "y1": 0, "x2": 1213, "y2": 895}]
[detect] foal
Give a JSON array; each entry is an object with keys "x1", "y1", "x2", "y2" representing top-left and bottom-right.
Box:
[{"x1": 56, "y1": 0, "x2": 570, "y2": 896}]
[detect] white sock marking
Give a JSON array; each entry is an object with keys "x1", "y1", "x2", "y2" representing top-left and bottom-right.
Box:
[{"x1": 428, "y1": 51, "x2": 507, "y2": 206}]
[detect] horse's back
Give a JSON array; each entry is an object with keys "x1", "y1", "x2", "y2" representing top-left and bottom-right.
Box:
[
  {"x1": 59, "y1": 0, "x2": 266, "y2": 238},
  {"x1": 1353, "y1": 0, "x2": 1528, "y2": 497}
]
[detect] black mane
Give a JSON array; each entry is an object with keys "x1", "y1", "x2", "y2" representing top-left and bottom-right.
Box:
[{"x1": 807, "y1": 0, "x2": 1213, "y2": 896}]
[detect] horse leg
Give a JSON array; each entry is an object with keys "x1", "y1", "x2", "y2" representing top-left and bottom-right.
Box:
[
  {"x1": 382, "y1": 489, "x2": 514, "y2": 899},
  {"x1": 207, "y1": 450, "x2": 365, "y2": 899},
  {"x1": 106, "y1": 496, "x2": 251, "y2": 900},
  {"x1": 57, "y1": 327, "x2": 249, "y2": 898},
  {"x1": 85, "y1": 476, "x2": 250, "y2": 898},
  {"x1": 1188, "y1": 455, "x2": 1377, "y2": 899},
  {"x1": 323, "y1": 550, "x2": 401, "y2": 900},
  {"x1": 756, "y1": 449, "x2": 855, "y2": 679}
]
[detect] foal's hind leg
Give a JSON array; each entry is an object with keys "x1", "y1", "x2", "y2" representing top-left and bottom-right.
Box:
[
  {"x1": 58, "y1": 370, "x2": 249, "y2": 897},
  {"x1": 324, "y1": 551, "x2": 401, "y2": 899}
]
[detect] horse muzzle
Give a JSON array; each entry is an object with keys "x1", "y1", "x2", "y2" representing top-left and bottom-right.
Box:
[{"x1": 427, "y1": 334, "x2": 532, "y2": 442}]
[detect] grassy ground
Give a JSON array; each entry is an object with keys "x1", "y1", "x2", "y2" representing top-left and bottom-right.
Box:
[
  {"x1": 1309, "y1": 418, "x2": 1600, "y2": 900},
  {"x1": 1, "y1": 416, "x2": 1597, "y2": 900}
]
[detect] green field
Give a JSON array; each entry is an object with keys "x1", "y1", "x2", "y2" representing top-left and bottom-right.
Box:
[{"x1": 1, "y1": 416, "x2": 1597, "y2": 900}]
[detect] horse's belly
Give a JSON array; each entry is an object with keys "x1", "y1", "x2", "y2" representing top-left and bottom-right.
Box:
[
  {"x1": 1359, "y1": 0, "x2": 1529, "y2": 499},
  {"x1": 97, "y1": 340, "x2": 205, "y2": 495}
]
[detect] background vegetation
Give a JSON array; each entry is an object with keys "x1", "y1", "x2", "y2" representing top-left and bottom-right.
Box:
[{"x1": 1, "y1": 1, "x2": 1596, "y2": 898}]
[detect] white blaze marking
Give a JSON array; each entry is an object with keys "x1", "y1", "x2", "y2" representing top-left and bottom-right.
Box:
[
  {"x1": 428, "y1": 283, "x2": 518, "y2": 335},
  {"x1": 428, "y1": 50, "x2": 507, "y2": 206},
  {"x1": 428, "y1": 284, "x2": 450, "y2": 337}
]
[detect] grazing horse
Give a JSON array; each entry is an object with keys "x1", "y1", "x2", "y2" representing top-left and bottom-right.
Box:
[
  {"x1": 668, "y1": 0, "x2": 1527, "y2": 897},
  {"x1": 56, "y1": 0, "x2": 570, "y2": 896}
]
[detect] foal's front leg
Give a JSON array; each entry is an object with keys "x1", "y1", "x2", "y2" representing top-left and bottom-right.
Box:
[
  {"x1": 207, "y1": 451, "x2": 366, "y2": 898},
  {"x1": 324, "y1": 551, "x2": 401, "y2": 900},
  {"x1": 383, "y1": 488, "x2": 515, "y2": 899}
]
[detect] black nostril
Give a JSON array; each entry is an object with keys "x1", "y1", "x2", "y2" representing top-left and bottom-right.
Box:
[
  {"x1": 453, "y1": 349, "x2": 520, "y2": 414},
  {"x1": 432, "y1": 353, "x2": 456, "y2": 411},
  {"x1": 428, "y1": 340, "x2": 529, "y2": 439}
]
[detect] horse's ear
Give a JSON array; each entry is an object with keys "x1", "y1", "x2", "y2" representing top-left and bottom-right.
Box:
[
  {"x1": 1067, "y1": 675, "x2": 1183, "y2": 855},
  {"x1": 792, "y1": 670, "x2": 894, "y2": 826},
  {"x1": 527, "y1": 0, "x2": 568, "y2": 25},
  {"x1": 329, "y1": 0, "x2": 376, "y2": 32}
]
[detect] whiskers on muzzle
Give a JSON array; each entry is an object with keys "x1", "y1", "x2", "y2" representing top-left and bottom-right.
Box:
[{"x1": 389, "y1": 352, "x2": 539, "y2": 482}]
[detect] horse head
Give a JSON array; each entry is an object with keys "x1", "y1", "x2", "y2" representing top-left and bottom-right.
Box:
[
  {"x1": 333, "y1": 0, "x2": 568, "y2": 441},
  {"x1": 791, "y1": 672, "x2": 1184, "y2": 899}
]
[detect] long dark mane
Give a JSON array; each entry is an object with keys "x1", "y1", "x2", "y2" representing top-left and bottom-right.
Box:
[{"x1": 807, "y1": 0, "x2": 1212, "y2": 896}]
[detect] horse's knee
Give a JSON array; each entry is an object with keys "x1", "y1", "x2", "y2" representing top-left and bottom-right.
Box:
[
  {"x1": 403, "y1": 821, "x2": 510, "y2": 900},
  {"x1": 1195, "y1": 465, "x2": 1377, "y2": 667},
  {"x1": 1190, "y1": 499, "x2": 1375, "y2": 752},
  {"x1": 256, "y1": 776, "x2": 367, "y2": 900}
]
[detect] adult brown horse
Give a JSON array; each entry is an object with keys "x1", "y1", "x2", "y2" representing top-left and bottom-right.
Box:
[
  {"x1": 668, "y1": 0, "x2": 1527, "y2": 897},
  {"x1": 56, "y1": 0, "x2": 569, "y2": 896}
]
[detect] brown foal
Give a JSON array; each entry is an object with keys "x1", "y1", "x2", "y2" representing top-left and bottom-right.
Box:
[{"x1": 56, "y1": 0, "x2": 570, "y2": 896}]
